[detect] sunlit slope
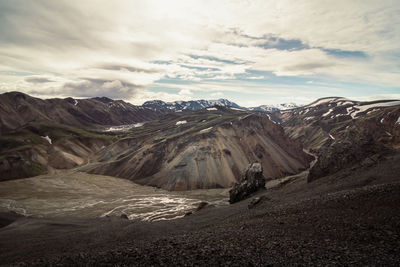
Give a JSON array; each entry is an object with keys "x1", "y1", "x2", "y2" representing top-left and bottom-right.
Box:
[{"x1": 89, "y1": 107, "x2": 312, "y2": 190}]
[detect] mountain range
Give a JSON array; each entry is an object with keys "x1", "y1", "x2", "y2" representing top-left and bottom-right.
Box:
[
  {"x1": 0, "y1": 92, "x2": 299, "y2": 134},
  {"x1": 0, "y1": 92, "x2": 308, "y2": 187},
  {"x1": 1, "y1": 91, "x2": 400, "y2": 265},
  {"x1": 1, "y1": 92, "x2": 399, "y2": 190},
  {"x1": 143, "y1": 98, "x2": 300, "y2": 112},
  {"x1": 282, "y1": 96, "x2": 400, "y2": 151}
]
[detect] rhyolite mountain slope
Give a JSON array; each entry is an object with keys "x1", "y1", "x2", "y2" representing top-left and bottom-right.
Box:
[
  {"x1": 277, "y1": 97, "x2": 400, "y2": 184},
  {"x1": 0, "y1": 122, "x2": 115, "y2": 181},
  {"x1": 281, "y1": 97, "x2": 400, "y2": 151},
  {"x1": 89, "y1": 106, "x2": 312, "y2": 190},
  {"x1": 0, "y1": 91, "x2": 161, "y2": 133},
  {"x1": 0, "y1": 92, "x2": 312, "y2": 186},
  {"x1": 8, "y1": 92, "x2": 399, "y2": 190},
  {"x1": 0, "y1": 91, "x2": 164, "y2": 181},
  {"x1": 0, "y1": 92, "x2": 296, "y2": 133},
  {"x1": 307, "y1": 129, "x2": 396, "y2": 182}
]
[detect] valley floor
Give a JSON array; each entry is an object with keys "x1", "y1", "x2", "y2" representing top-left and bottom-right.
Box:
[{"x1": 1, "y1": 153, "x2": 400, "y2": 266}]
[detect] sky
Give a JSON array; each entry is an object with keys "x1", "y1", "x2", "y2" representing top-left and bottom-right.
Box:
[{"x1": 0, "y1": 0, "x2": 399, "y2": 107}]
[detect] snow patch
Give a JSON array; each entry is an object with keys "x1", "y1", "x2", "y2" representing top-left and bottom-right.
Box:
[
  {"x1": 206, "y1": 107, "x2": 218, "y2": 111},
  {"x1": 266, "y1": 114, "x2": 277, "y2": 124},
  {"x1": 230, "y1": 107, "x2": 244, "y2": 111},
  {"x1": 74, "y1": 99, "x2": 78, "y2": 106},
  {"x1": 329, "y1": 134, "x2": 335, "y2": 140},
  {"x1": 346, "y1": 107, "x2": 357, "y2": 119},
  {"x1": 338, "y1": 101, "x2": 353, "y2": 106},
  {"x1": 41, "y1": 136, "x2": 52, "y2": 144},
  {"x1": 396, "y1": 117, "x2": 400, "y2": 125},
  {"x1": 176, "y1": 120, "x2": 187, "y2": 125},
  {"x1": 366, "y1": 109, "x2": 378, "y2": 114},
  {"x1": 200, "y1": 127, "x2": 213, "y2": 133},
  {"x1": 380, "y1": 118, "x2": 385, "y2": 124},
  {"x1": 133, "y1": 123, "x2": 144, "y2": 128},
  {"x1": 105, "y1": 123, "x2": 144, "y2": 132},
  {"x1": 322, "y1": 108, "x2": 333, "y2": 117}
]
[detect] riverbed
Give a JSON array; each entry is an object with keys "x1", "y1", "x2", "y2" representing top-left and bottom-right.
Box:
[{"x1": 0, "y1": 171, "x2": 229, "y2": 221}]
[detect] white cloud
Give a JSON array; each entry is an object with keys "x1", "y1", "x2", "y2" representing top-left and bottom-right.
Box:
[
  {"x1": 178, "y1": 89, "x2": 193, "y2": 96},
  {"x1": 211, "y1": 92, "x2": 223, "y2": 97},
  {"x1": 0, "y1": 0, "x2": 399, "y2": 102}
]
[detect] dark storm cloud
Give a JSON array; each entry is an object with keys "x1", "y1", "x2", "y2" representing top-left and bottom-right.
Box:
[{"x1": 63, "y1": 78, "x2": 143, "y2": 99}]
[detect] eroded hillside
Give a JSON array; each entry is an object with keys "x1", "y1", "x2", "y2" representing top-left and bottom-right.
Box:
[
  {"x1": 89, "y1": 107, "x2": 312, "y2": 190},
  {"x1": 281, "y1": 97, "x2": 400, "y2": 151},
  {"x1": 0, "y1": 92, "x2": 161, "y2": 133}
]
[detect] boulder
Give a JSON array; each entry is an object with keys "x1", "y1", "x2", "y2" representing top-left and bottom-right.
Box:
[
  {"x1": 196, "y1": 201, "x2": 209, "y2": 211},
  {"x1": 120, "y1": 213, "x2": 129, "y2": 220},
  {"x1": 229, "y1": 162, "x2": 266, "y2": 204}
]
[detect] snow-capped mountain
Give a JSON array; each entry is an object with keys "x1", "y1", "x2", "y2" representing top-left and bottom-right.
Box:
[
  {"x1": 142, "y1": 99, "x2": 243, "y2": 111},
  {"x1": 249, "y1": 103, "x2": 300, "y2": 111}
]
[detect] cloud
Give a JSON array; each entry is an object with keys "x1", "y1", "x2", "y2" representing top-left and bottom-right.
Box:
[
  {"x1": 178, "y1": 89, "x2": 193, "y2": 96},
  {"x1": 0, "y1": 0, "x2": 399, "y2": 103},
  {"x1": 63, "y1": 78, "x2": 143, "y2": 99},
  {"x1": 96, "y1": 63, "x2": 161, "y2": 74},
  {"x1": 25, "y1": 76, "x2": 55, "y2": 84},
  {"x1": 211, "y1": 92, "x2": 223, "y2": 97}
]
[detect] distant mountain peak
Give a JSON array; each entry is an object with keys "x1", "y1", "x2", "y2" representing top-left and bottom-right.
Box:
[
  {"x1": 249, "y1": 103, "x2": 301, "y2": 111},
  {"x1": 92, "y1": 96, "x2": 114, "y2": 103},
  {"x1": 142, "y1": 98, "x2": 242, "y2": 112}
]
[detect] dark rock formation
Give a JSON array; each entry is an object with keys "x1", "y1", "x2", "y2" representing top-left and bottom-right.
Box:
[
  {"x1": 0, "y1": 212, "x2": 24, "y2": 228},
  {"x1": 229, "y1": 162, "x2": 266, "y2": 204},
  {"x1": 196, "y1": 201, "x2": 209, "y2": 211},
  {"x1": 308, "y1": 130, "x2": 394, "y2": 182},
  {"x1": 184, "y1": 211, "x2": 192, "y2": 217},
  {"x1": 120, "y1": 214, "x2": 129, "y2": 220}
]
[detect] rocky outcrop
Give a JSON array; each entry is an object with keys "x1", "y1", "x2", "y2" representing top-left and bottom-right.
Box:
[
  {"x1": 196, "y1": 202, "x2": 209, "y2": 211},
  {"x1": 307, "y1": 131, "x2": 394, "y2": 182},
  {"x1": 229, "y1": 163, "x2": 266, "y2": 204}
]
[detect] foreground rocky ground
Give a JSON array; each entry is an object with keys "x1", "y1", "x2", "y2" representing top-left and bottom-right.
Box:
[{"x1": 1, "y1": 153, "x2": 400, "y2": 266}]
